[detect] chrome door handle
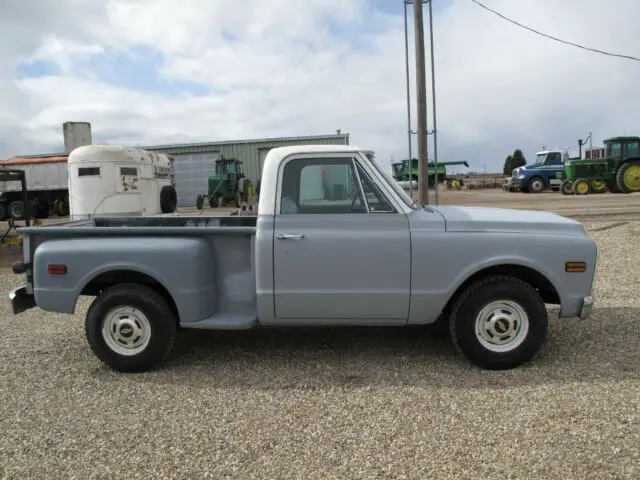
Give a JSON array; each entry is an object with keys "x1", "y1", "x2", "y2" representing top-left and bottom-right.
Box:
[{"x1": 276, "y1": 233, "x2": 305, "y2": 240}]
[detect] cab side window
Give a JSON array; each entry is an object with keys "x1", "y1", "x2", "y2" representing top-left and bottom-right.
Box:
[{"x1": 280, "y1": 157, "x2": 386, "y2": 214}]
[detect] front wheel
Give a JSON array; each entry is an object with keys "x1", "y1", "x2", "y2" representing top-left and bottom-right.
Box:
[
  {"x1": 449, "y1": 275, "x2": 548, "y2": 370},
  {"x1": 85, "y1": 283, "x2": 177, "y2": 373},
  {"x1": 528, "y1": 177, "x2": 545, "y2": 193}
]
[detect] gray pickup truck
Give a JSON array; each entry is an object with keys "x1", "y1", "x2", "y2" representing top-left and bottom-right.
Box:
[{"x1": 9, "y1": 145, "x2": 599, "y2": 373}]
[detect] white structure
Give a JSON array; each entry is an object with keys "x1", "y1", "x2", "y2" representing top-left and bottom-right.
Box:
[{"x1": 68, "y1": 144, "x2": 177, "y2": 220}]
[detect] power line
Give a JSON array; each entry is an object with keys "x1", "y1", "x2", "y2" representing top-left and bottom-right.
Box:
[
  {"x1": 251, "y1": 0, "x2": 346, "y2": 135},
  {"x1": 471, "y1": 0, "x2": 640, "y2": 62}
]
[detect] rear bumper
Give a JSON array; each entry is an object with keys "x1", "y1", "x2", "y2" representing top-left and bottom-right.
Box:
[
  {"x1": 9, "y1": 285, "x2": 36, "y2": 314},
  {"x1": 579, "y1": 295, "x2": 594, "y2": 320}
]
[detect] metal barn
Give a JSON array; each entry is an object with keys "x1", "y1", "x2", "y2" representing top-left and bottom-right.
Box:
[{"x1": 140, "y1": 132, "x2": 350, "y2": 207}]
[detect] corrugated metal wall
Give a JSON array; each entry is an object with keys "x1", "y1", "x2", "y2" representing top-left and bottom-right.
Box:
[
  {"x1": 147, "y1": 134, "x2": 349, "y2": 207},
  {"x1": 172, "y1": 152, "x2": 220, "y2": 207}
]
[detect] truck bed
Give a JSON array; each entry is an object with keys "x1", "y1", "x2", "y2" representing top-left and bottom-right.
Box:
[{"x1": 17, "y1": 215, "x2": 260, "y2": 330}]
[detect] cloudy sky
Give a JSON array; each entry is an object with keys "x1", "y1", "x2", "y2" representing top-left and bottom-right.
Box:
[{"x1": 1, "y1": 0, "x2": 639, "y2": 172}]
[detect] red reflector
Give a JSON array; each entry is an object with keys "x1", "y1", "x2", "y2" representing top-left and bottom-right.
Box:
[{"x1": 48, "y1": 264, "x2": 67, "y2": 275}]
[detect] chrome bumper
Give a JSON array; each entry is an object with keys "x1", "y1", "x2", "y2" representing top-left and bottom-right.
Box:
[{"x1": 579, "y1": 295, "x2": 594, "y2": 320}]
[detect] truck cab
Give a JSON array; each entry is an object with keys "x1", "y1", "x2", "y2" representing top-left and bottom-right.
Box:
[{"x1": 511, "y1": 149, "x2": 567, "y2": 193}]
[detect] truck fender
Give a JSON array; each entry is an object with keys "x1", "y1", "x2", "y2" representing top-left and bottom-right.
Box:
[
  {"x1": 75, "y1": 263, "x2": 177, "y2": 312},
  {"x1": 444, "y1": 255, "x2": 563, "y2": 307}
]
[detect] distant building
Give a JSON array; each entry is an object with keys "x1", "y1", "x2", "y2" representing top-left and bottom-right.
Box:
[
  {"x1": 584, "y1": 146, "x2": 605, "y2": 160},
  {"x1": 7, "y1": 122, "x2": 349, "y2": 207}
]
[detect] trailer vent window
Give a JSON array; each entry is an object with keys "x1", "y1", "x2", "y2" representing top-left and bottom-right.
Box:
[
  {"x1": 78, "y1": 167, "x2": 100, "y2": 177},
  {"x1": 120, "y1": 167, "x2": 138, "y2": 176}
]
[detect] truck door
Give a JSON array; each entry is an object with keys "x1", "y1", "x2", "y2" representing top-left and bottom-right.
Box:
[{"x1": 272, "y1": 154, "x2": 411, "y2": 323}]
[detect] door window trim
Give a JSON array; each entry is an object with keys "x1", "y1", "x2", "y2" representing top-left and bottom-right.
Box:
[{"x1": 276, "y1": 153, "x2": 403, "y2": 215}]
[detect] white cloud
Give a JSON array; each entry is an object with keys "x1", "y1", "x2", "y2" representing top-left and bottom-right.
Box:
[{"x1": 0, "y1": 0, "x2": 639, "y2": 174}]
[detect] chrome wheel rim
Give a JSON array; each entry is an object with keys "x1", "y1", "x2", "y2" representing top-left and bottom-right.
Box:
[
  {"x1": 101, "y1": 306, "x2": 151, "y2": 356},
  {"x1": 474, "y1": 300, "x2": 529, "y2": 353}
]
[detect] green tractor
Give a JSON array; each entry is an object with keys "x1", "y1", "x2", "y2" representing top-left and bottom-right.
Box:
[
  {"x1": 391, "y1": 158, "x2": 470, "y2": 188},
  {"x1": 559, "y1": 136, "x2": 640, "y2": 195},
  {"x1": 207, "y1": 156, "x2": 248, "y2": 208}
]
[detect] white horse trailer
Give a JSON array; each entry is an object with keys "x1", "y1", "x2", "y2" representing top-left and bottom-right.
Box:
[{"x1": 68, "y1": 145, "x2": 177, "y2": 220}]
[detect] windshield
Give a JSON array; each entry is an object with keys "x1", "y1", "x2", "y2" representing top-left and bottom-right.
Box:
[
  {"x1": 365, "y1": 153, "x2": 420, "y2": 210},
  {"x1": 534, "y1": 153, "x2": 547, "y2": 165}
]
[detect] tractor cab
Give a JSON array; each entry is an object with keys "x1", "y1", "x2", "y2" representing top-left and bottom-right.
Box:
[{"x1": 604, "y1": 136, "x2": 640, "y2": 160}]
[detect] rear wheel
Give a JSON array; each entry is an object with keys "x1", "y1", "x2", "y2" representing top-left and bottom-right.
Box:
[
  {"x1": 209, "y1": 193, "x2": 220, "y2": 208},
  {"x1": 616, "y1": 161, "x2": 640, "y2": 194},
  {"x1": 8, "y1": 200, "x2": 24, "y2": 220},
  {"x1": 85, "y1": 283, "x2": 177, "y2": 373},
  {"x1": 449, "y1": 275, "x2": 548, "y2": 370}
]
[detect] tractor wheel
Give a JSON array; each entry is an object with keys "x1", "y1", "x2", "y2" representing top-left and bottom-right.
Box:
[
  {"x1": 616, "y1": 161, "x2": 640, "y2": 194},
  {"x1": 527, "y1": 177, "x2": 545, "y2": 193},
  {"x1": 572, "y1": 179, "x2": 591, "y2": 195},
  {"x1": 561, "y1": 180, "x2": 574, "y2": 195},
  {"x1": 451, "y1": 179, "x2": 461, "y2": 190},
  {"x1": 590, "y1": 180, "x2": 607, "y2": 194},
  {"x1": 242, "y1": 179, "x2": 251, "y2": 202}
]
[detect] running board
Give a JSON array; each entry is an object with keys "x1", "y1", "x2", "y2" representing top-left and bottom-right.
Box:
[{"x1": 181, "y1": 312, "x2": 258, "y2": 330}]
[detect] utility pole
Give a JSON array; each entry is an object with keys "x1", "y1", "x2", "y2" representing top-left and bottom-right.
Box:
[
  {"x1": 427, "y1": 0, "x2": 438, "y2": 205},
  {"x1": 403, "y1": 0, "x2": 414, "y2": 201},
  {"x1": 413, "y1": 0, "x2": 429, "y2": 205}
]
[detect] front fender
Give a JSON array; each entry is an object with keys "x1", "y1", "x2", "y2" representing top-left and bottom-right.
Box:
[{"x1": 32, "y1": 236, "x2": 216, "y2": 323}]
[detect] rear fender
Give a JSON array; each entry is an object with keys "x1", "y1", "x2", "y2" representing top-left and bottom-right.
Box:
[{"x1": 32, "y1": 236, "x2": 216, "y2": 322}]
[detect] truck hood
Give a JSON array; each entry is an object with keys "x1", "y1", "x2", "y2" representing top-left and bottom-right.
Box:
[{"x1": 432, "y1": 206, "x2": 586, "y2": 235}]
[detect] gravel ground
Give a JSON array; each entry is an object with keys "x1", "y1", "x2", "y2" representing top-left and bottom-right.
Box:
[{"x1": 0, "y1": 220, "x2": 639, "y2": 479}]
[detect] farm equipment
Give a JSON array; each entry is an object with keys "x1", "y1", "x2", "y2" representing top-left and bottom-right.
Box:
[
  {"x1": 559, "y1": 136, "x2": 640, "y2": 195},
  {"x1": 207, "y1": 156, "x2": 249, "y2": 208},
  {"x1": 391, "y1": 158, "x2": 470, "y2": 188}
]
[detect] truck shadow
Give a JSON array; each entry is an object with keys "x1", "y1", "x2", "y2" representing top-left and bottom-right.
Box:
[{"x1": 152, "y1": 306, "x2": 639, "y2": 389}]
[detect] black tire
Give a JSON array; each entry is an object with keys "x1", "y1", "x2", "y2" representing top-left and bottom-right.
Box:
[
  {"x1": 616, "y1": 160, "x2": 640, "y2": 194},
  {"x1": 528, "y1": 177, "x2": 545, "y2": 193},
  {"x1": 33, "y1": 197, "x2": 50, "y2": 218},
  {"x1": 55, "y1": 199, "x2": 69, "y2": 217},
  {"x1": 242, "y1": 179, "x2": 251, "y2": 202},
  {"x1": 572, "y1": 179, "x2": 591, "y2": 195},
  {"x1": 561, "y1": 180, "x2": 573, "y2": 195},
  {"x1": 0, "y1": 203, "x2": 7, "y2": 221},
  {"x1": 8, "y1": 200, "x2": 24, "y2": 220},
  {"x1": 85, "y1": 283, "x2": 177, "y2": 373},
  {"x1": 160, "y1": 185, "x2": 177, "y2": 213},
  {"x1": 449, "y1": 275, "x2": 548, "y2": 370}
]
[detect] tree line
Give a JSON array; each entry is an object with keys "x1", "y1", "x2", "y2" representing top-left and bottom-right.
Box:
[{"x1": 503, "y1": 149, "x2": 527, "y2": 175}]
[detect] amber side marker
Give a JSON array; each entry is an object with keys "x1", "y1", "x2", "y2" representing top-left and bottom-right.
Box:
[{"x1": 565, "y1": 262, "x2": 586, "y2": 273}]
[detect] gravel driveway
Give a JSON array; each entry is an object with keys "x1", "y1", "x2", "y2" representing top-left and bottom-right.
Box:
[{"x1": 0, "y1": 220, "x2": 638, "y2": 479}]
